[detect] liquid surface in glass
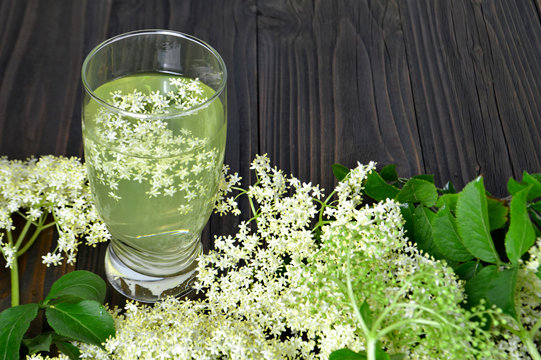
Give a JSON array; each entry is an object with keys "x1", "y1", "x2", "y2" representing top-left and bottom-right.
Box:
[{"x1": 83, "y1": 73, "x2": 226, "y2": 277}]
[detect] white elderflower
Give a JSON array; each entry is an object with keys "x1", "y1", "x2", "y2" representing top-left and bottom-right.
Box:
[
  {"x1": 0, "y1": 156, "x2": 111, "y2": 270},
  {"x1": 0, "y1": 242, "x2": 15, "y2": 268}
]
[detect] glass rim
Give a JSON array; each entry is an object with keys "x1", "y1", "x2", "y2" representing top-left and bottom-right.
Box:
[{"x1": 81, "y1": 29, "x2": 227, "y2": 119}]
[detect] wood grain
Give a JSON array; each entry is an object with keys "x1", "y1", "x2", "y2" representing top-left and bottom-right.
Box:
[{"x1": 1, "y1": 0, "x2": 541, "y2": 330}]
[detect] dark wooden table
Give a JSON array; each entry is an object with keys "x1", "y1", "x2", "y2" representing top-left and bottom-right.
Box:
[{"x1": 2, "y1": 0, "x2": 541, "y2": 333}]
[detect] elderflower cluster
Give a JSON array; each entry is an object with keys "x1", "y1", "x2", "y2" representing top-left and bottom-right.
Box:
[
  {"x1": 0, "y1": 156, "x2": 110, "y2": 267},
  {"x1": 63, "y1": 156, "x2": 496, "y2": 359},
  {"x1": 214, "y1": 164, "x2": 242, "y2": 216},
  {"x1": 301, "y1": 166, "x2": 503, "y2": 359}
]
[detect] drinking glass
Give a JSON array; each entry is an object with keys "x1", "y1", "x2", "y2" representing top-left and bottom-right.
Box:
[{"x1": 81, "y1": 30, "x2": 227, "y2": 302}]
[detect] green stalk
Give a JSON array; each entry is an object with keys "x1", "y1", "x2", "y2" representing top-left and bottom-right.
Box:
[
  {"x1": 521, "y1": 330, "x2": 541, "y2": 360},
  {"x1": 6, "y1": 229, "x2": 19, "y2": 307},
  {"x1": 345, "y1": 243, "x2": 379, "y2": 360},
  {"x1": 14, "y1": 217, "x2": 33, "y2": 249},
  {"x1": 366, "y1": 338, "x2": 377, "y2": 360},
  {"x1": 10, "y1": 255, "x2": 19, "y2": 307},
  {"x1": 17, "y1": 221, "x2": 55, "y2": 257}
]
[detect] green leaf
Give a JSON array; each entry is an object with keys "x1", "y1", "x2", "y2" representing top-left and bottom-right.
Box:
[
  {"x1": 332, "y1": 164, "x2": 350, "y2": 181},
  {"x1": 532, "y1": 201, "x2": 541, "y2": 212},
  {"x1": 436, "y1": 194, "x2": 458, "y2": 213},
  {"x1": 359, "y1": 301, "x2": 373, "y2": 329},
  {"x1": 399, "y1": 203, "x2": 415, "y2": 241},
  {"x1": 505, "y1": 186, "x2": 536, "y2": 265},
  {"x1": 45, "y1": 300, "x2": 115, "y2": 346},
  {"x1": 432, "y1": 207, "x2": 473, "y2": 262},
  {"x1": 522, "y1": 172, "x2": 541, "y2": 200},
  {"x1": 396, "y1": 178, "x2": 438, "y2": 207},
  {"x1": 412, "y1": 174, "x2": 435, "y2": 183},
  {"x1": 486, "y1": 197, "x2": 509, "y2": 230},
  {"x1": 464, "y1": 265, "x2": 518, "y2": 319},
  {"x1": 485, "y1": 267, "x2": 518, "y2": 319},
  {"x1": 0, "y1": 303, "x2": 39, "y2": 360},
  {"x1": 54, "y1": 340, "x2": 81, "y2": 360},
  {"x1": 44, "y1": 270, "x2": 106, "y2": 304},
  {"x1": 22, "y1": 333, "x2": 52, "y2": 354},
  {"x1": 375, "y1": 345, "x2": 391, "y2": 360},
  {"x1": 379, "y1": 164, "x2": 398, "y2": 182},
  {"x1": 329, "y1": 348, "x2": 367, "y2": 360},
  {"x1": 508, "y1": 177, "x2": 526, "y2": 196},
  {"x1": 454, "y1": 261, "x2": 482, "y2": 281},
  {"x1": 413, "y1": 205, "x2": 444, "y2": 259},
  {"x1": 455, "y1": 177, "x2": 500, "y2": 263},
  {"x1": 364, "y1": 172, "x2": 400, "y2": 201},
  {"x1": 464, "y1": 265, "x2": 498, "y2": 308}
]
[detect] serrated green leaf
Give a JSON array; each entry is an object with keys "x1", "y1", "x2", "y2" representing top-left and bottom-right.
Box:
[
  {"x1": 0, "y1": 303, "x2": 39, "y2": 360},
  {"x1": 413, "y1": 205, "x2": 444, "y2": 259},
  {"x1": 464, "y1": 265, "x2": 498, "y2": 308},
  {"x1": 23, "y1": 333, "x2": 52, "y2": 355},
  {"x1": 54, "y1": 340, "x2": 81, "y2": 360},
  {"x1": 364, "y1": 172, "x2": 400, "y2": 201},
  {"x1": 45, "y1": 300, "x2": 115, "y2": 346},
  {"x1": 332, "y1": 164, "x2": 350, "y2": 181},
  {"x1": 396, "y1": 179, "x2": 438, "y2": 207},
  {"x1": 436, "y1": 193, "x2": 458, "y2": 213},
  {"x1": 44, "y1": 270, "x2": 106, "y2": 304},
  {"x1": 432, "y1": 207, "x2": 473, "y2": 262},
  {"x1": 486, "y1": 197, "x2": 509, "y2": 230},
  {"x1": 379, "y1": 164, "x2": 398, "y2": 182},
  {"x1": 486, "y1": 267, "x2": 518, "y2": 319},
  {"x1": 505, "y1": 186, "x2": 535, "y2": 265},
  {"x1": 522, "y1": 172, "x2": 541, "y2": 200},
  {"x1": 454, "y1": 261, "x2": 482, "y2": 281},
  {"x1": 456, "y1": 178, "x2": 500, "y2": 263},
  {"x1": 329, "y1": 348, "x2": 367, "y2": 360}
]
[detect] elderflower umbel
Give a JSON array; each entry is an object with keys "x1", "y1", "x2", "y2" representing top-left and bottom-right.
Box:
[
  {"x1": 0, "y1": 156, "x2": 110, "y2": 268},
  {"x1": 60, "y1": 156, "x2": 512, "y2": 359}
]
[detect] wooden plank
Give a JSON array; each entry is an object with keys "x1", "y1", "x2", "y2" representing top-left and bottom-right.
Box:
[
  {"x1": 398, "y1": 0, "x2": 541, "y2": 195},
  {"x1": 257, "y1": 0, "x2": 423, "y2": 196}
]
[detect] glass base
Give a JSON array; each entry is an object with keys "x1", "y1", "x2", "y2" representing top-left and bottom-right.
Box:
[{"x1": 104, "y1": 244, "x2": 199, "y2": 303}]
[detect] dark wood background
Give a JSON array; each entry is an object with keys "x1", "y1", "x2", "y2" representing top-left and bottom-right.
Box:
[{"x1": 1, "y1": 0, "x2": 541, "y2": 331}]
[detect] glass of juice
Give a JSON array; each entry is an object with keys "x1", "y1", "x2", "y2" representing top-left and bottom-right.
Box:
[{"x1": 81, "y1": 30, "x2": 227, "y2": 302}]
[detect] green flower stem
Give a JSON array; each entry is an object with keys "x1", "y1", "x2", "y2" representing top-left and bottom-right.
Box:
[
  {"x1": 366, "y1": 338, "x2": 377, "y2": 360},
  {"x1": 521, "y1": 328, "x2": 541, "y2": 360},
  {"x1": 530, "y1": 316, "x2": 541, "y2": 339},
  {"x1": 17, "y1": 221, "x2": 55, "y2": 257},
  {"x1": 377, "y1": 318, "x2": 441, "y2": 338},
  {"x1": 345, "y1": 243, "x2": 378, "y2": 360},
  {"x1": 5, "y1": 229, "x2": 20, "y2": 307},
  {"x1": 10, "y1": 252, "x2": 19, "y2": 307},
  {"x1": 14, "y1": 217, "x2": 33, "y2": 249},
  {"x1": 502, "y1": 317, "x2": 541, "y2": 360},
  {"x1": 518, "y1": 320, "x2": 541, "y2": 360},
  {"x1": 247, "y1": 195, "x2": 258, "y2": 220}
]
